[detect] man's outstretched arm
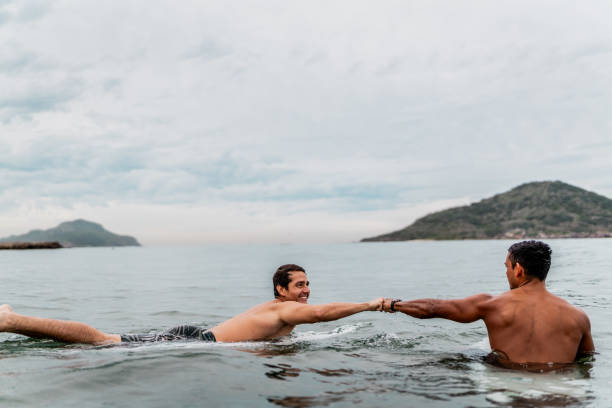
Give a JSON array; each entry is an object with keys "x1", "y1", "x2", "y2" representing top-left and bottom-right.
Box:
[
  {"x1": 278, "y1": 298, "x2": 383, "y2": 326},
  {"x1": 383, "y1": 294, "x2": 492, "y2": 323}
]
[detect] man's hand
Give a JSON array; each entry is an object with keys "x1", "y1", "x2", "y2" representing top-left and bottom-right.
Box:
[
  {"x1": 382, "y1": 298, "x2": 395, "y2": 312},
  {"x1": 367, "y1": 297, "x2": 384, "y2": 311}
]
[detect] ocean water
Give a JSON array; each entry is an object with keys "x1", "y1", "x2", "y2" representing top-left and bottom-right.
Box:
[{"x1": 0, "y1": 239, "x2": 610, "y2": 407}]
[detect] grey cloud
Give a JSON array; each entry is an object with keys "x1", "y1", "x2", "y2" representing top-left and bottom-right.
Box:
[
  {"x1": 0, "y1": 81, "x2": 82, "y2": 120},
  {"x1": 0, "y1": 0, "x2": 52, "y2": 25},
  {"x1": 0, "y1": 141, "x2": 296, "y2": 206},
  {"x1": 0, "y1": 52, "x2": 37, "y2": 74},
  {"x1": 565, "y1": 42, "x2": 612, "y2": 63},
  {"x1": 303, "y1": 51, "x2": 328, "y2": 66},
  {"x1": 102, "y1": 78, "x2": 121, "y2": 91},
  {"x1": 0, "y1": 50, "x2": 52, "y2": 74},
  {"x1": 16, "y1": 0, "x2": 53, "y2": 22},
  {"x1": 375, "y1": 56, "x2": 406, "y2": 76},
  {"x1": 0, "y1": 136, "x2": 416, "y2": 211},
  {"x1": 182, "y1": 40, "x2": 231, "y2": 62}
]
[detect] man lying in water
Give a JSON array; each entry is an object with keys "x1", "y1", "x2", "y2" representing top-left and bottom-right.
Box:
[
  {"x1": 381, "y1": 240, "x2": 594, "y2": 365},
  {"x1": 0, "y1": 264, "x2": 383, "y2": 344}
]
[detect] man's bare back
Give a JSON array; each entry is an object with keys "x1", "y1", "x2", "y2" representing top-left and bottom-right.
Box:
[
  {"x1": 382, "y1": 241, "x2": 595, "y2": 364},
  {"x1": 481, "y1": 281, "x2": 593, "y2": 363},
  {"x1": 212, "y1": 301, "x2": 296, "y2": 342}
]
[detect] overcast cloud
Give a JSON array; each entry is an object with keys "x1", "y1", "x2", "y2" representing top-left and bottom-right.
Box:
[{"x1": 1, "y1": 0, "x2": 612, "y2": 243}]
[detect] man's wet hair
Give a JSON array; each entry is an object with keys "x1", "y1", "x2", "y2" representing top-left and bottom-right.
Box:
[
  {"x1": 273, "y1": 264, "x2": 305, "y2": 297},
  {"x1": 508, "y1": 240, "x2": 552, "y2": 281}
]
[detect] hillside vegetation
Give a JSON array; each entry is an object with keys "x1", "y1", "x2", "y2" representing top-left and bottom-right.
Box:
[{"x1": 362, "y1": 181, "x2": 612, "y2": 241}]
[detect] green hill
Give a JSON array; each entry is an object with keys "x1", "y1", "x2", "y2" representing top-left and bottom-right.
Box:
[
  {"x1": 362, "y1": 181, "x2": 612, "y2": 241},
  {"x1": 0, "y1": 219, "x2": 141, "y2": 247}
]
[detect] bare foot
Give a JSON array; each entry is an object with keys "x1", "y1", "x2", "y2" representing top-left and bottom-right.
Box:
[{"x1": 0, "y1": 304, "x2": 14, "y2": 331}]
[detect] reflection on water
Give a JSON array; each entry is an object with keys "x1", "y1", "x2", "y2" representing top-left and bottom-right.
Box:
[
  {"x1": 259, "y1": 338, "x2": 595, "y2": 408},
  {"x1": 265, "y1": 363, "x2": 301, "y2": 380},
  {"x1": 264, "y1": 363, "x2": 355, "y2": 381},
  {"x1": 268, "y1": 395, "x2": 346, "y2": 408},
  {"x1": 486, "y1": 393, "x2": 590, "y2": 407},
  {"x1": 474, "y1": 354, "x2": 594, "y2": 408},
  {"x1": 484, "y1": 350, "x2": 595, "y2": 375}
]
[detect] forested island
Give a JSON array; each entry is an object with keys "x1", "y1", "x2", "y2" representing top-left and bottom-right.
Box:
[
  {"x1": 0, "y1": 219, "x2": 140, "y2": 248},
  {"x1": 362, "y1": 181, "x2": 612, "y2": 242}
]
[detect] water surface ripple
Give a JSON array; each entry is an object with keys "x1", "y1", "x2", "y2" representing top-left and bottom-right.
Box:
[{"x1": 1, "y1": 240, "x2": 609, "y2": 407}]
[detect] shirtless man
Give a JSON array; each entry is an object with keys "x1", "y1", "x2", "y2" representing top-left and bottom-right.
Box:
[
  {"x1": 382, "y1": 240, "x2": 594, "y2": 364},
  {"x1": 0, "y1": 264, "x2": 383, "y2": 344}
]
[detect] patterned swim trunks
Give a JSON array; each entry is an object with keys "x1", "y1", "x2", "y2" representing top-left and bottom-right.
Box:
[{"x1": 120, "y1": 325, "x2": 216, "y2": 343}]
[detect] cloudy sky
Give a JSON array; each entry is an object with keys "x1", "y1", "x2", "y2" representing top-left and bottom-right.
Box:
[{"x1": 1, "y1": 0, "x2": 611, "y2": 244}]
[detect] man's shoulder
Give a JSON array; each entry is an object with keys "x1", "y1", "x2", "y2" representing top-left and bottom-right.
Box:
[
  {"x1": 454, "y1": 293, "x2": 497, "y2": 313},
  {"x1": 545, "y1": 294, "x2": 592, "y2": 331},
  {"x1": 273, "y1": 300, "x2": 297, "y2": 306},
  {"x1": 464, "y1": 292, "x2": 497, "y2": 305},
  {"x1": 471, "y1": 293, "x2": 495, "y2": 301},
  {"x1": 547, "y1": 293, "x2": 588, "y2": 313},
  {"x1": 501, "y1": 289, "x2": 590, "y2": 321},
  {"x1": 474, "y1": 292, "x2": 514, "y2": 314},
  {"x1": 250, "y1": 300, "x2": 289, "y2": 312},
  {"x1": 460, "y1": 293, "x2": 496, "y2": 307},
  {"x1": 556, "y1": 296, "x2": 591, "y2": 323},
  {"x1": 271, "y1": 300, "x2": 306, "y2": 311}
]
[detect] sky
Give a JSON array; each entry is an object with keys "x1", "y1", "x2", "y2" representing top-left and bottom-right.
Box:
[{"x1": 1, "y1": 0, "x2": 612, "y2": 244}]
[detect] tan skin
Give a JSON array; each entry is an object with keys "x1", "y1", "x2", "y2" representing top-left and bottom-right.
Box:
[
  {"x1": 0, "y1": 271, "x2": 383, "y2": 344},
  {"x1": 382, "y1": 252, "x2": 595, "y2": 364},
  {"x1": 212, "y1": 271, "x2": 382, "y2": 341}
]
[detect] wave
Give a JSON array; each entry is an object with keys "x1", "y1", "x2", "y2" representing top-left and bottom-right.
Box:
[
  {"x1": 79, "y1": 323, "x2": 368, "y2": 355},
  {"x1": 277, "y1": 322, "x2": 364, "y2": 343},
  {"x1": 468, "y1": 336, "x2": 490, "y2": 351}
]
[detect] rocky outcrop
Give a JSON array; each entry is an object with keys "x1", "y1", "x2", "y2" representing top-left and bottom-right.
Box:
[{"x1": 0, "y1": 242, "x2": 63, "y2": 250}]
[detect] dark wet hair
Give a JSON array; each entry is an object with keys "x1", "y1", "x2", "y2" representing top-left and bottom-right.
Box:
[
  {"x1": 273, "y1": 264, "x2": 305, "y2": 297},
  {"x1": 508, "y1": 240, "x2": 552, "y2": 281}
]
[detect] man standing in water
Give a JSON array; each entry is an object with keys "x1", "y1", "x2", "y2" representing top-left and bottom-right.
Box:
[
  {"x1": 0, "y1": 264, "x2": 383, "y2": 344},
  {"x1": 382, "y1": 240, "x2": 594, "y2": 364}
]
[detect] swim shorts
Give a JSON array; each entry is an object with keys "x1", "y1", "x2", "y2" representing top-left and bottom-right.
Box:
[{"x1": 120, "y1": 325, "x2": 216, "y2": 343}]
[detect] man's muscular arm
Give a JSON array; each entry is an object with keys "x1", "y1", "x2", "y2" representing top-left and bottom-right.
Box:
[
  {"x1": 384, "y1": 294, "x2": 492, "y2": 323},
  {"x1": 576, "y1": 313, "x2": 595, "y2": 360},
  {"x1": 278, "y1": 298, "x2": 383, "y2": 326}
]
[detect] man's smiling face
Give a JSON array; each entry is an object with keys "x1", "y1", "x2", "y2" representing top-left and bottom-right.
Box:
[{"x1": 283, "y1": 271, "x2": 310, "y2": 303}]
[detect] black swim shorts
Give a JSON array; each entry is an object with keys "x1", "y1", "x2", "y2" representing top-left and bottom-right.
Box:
[{"x1": 120, "y1": 325, "x2": 216, "y2": 343}]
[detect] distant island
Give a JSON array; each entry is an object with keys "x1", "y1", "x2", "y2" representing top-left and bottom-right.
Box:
[
  {"x1": 362, "y1": 181, "x2": 612, "y2": 242},
  {"x1": 0, "y1": 219, "x2": 141, "y2": 248}
]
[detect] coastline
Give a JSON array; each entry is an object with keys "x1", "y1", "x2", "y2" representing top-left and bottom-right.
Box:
[{"x1": 0, "y1": 242, "x2": 63, "y2": 250}]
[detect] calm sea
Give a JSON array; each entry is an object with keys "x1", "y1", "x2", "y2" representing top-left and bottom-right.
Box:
[{"x1": 1, "y1": 240, "x2": 610, "y2": 407}]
